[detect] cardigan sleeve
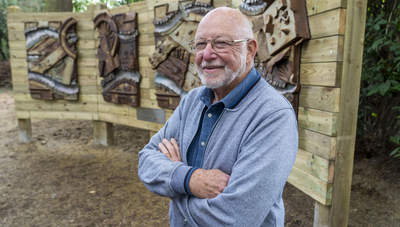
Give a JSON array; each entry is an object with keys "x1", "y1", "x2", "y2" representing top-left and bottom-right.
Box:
[{"x1": 138, "y1": 96, "x2": 192, "y2": 198}]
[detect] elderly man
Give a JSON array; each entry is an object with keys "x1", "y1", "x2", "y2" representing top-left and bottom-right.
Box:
[{"x1": 138, "y1": 7, "x2": 298, "y2": 226}]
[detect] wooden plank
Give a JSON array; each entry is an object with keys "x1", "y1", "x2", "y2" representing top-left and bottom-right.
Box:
[
  {"x1": 9, "y1": 49, "x2": 26, "y2": 59},
  {"x1": 300, "y1": 62, "x2": 342, "y2": 87},
  {"x1": 77, "y1": 49, "x2": 96, "y2": 58},
  {"x1": 306, "y1": 0, "x2": 346, "y2": 16},
  {"x1": 294, "y1": 148, "x2": 332, "y2": 182},
  {"x1": 99, "y1": 112, "x2": 164, "y2": 131},
  {"x1": 15, "y1": 110, "x2": 99, "y2": 120},
  {"x1": 287, "y1": 166, "x2": 332, "y2": 205},
  {"x1": 139, "y1": 45, "x2": 155, "y2": 57},
  {"x1": 309, "y1": 8, "x2": 346, "y2": 39},
  {"x1": 76, "y1": 40, "x2": 96, "y2": 49},
  {"x1": 298, "y1": 107, "x2": 338, "y2": 136},
  {"x1": 139, "y1": 67, "x2": 156, "y2": 79},
  {"x1": 7, "y1": 31, "x2": 25, "y2": 41},
  {"x1": 98, "y1": 103, "x2": 136, "y2": 118},
  {"x1": 140, "y1": 88, "x2": 151, "y2": 99},
  {"x1": 327, "y1": 1, "x2": 368, "y2": 226},
  {"x1": 137, "y1": 11, "x2": 153, "y2": 25},
  {"x1": 298, "y1": 128, "x2": 336, "y2": 160},
  {"x1": 139, "y1": 23, "x2": 155, "y2": 36},
  {"x1": 7, "y1": 12, "x2": 94, "y2": 23},
  {"x1": 301, "y1": 36, "x2": 344, "y2": 63},
  {"x1": 78, "y1": 67, "x2": 97, "y2": 77},
  {"x1": 15, "y1": 102, "x2": 98, "y2": 112},
  {"x1": 14, "y1": 93, "x2": 98, "y2": 103},
  {"x1": 140, "y1": 77, "x2": 151, "y2": 89},
  {"x1": 77, "y1": 58, "x2": 96, "y2": 67},
  {"x1": 139, "y1": 34, "x2": 155, "y2": 46},
  {"x1": 8, "y1": 41, "x2": 26, "y2": 50},
  {"x1": 140, "y1": 99, "x2": 160, "y2": 109},
  {"x1": 299, "y1": 86, "x2": 341, "y2": 112},
  {"x1": 129, "y1": 1, "x2": 148, "y2": 13}
]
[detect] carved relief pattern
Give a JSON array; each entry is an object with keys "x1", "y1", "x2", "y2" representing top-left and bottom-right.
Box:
[
  {"x1": 25, "y1": 17, "x2": 79, "y2": 100},
  {"x1": 149, "y1": 0, "x2": 212, "y2": 109},
  {"x1": 240, "y1": 0, "x2": 310, "y2": 116},
  {"x1": 94, "y1": 12, "x2": 140, "y2": 107}
]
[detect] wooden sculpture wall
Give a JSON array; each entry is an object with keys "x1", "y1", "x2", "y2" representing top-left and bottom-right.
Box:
[
  {"x1": 25, "y1": 17, "x2": 79, "y2": 100},
  {"x1": 149, "y1": 1, "x2": 211, "y2": 109},
  {"x1": 240, "y1": 0, "x2": 310, "y2": 116},
  {"x1": 94, "y1": 12, "x2": 141, "y2": 107}
]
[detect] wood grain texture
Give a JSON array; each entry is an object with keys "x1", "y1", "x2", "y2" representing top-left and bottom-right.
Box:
[
  {"x1": 298, "y1": 107, "x2": 339, "y2": 136},
  {"x1": 306, "y1": 0, "x2": 347, "y2": 16},
  {"x1": 288, "y1": 166, "x2": 332, "y2": 205},
  {"x1": 309, "y1": 8, "x2": 346, "y2": 39},
  {"x1": 294, "y1": 148, "x2": 331, "y2": 182},
  {"x1": 327, "y1": 1, "x2": 368, "y2": 226},
  {"x1": 299, "y1": 86, "x2": 341, "y2": 112},
  {"x1": 300, "y1": 62, "x2": 342, "y2": 87},
  {"x1": 15, "y1": 110, "x2": 99, "y2": 120},
  {"x1": 301, "y1": 36, "x2": 344, "y2": 63},
  {"x1": 299, "y1": 128, "x2": 336, "y2": 160}
]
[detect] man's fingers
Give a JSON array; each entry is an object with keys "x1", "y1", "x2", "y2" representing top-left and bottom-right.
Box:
[
  {"x1": 158, "y1": 142, "x2": 172, "y2": 159},
  {"x1": 170, "y1": 138, "x2": 182, "y2": 161}
]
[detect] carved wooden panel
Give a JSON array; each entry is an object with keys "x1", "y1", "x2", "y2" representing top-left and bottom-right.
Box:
[
  {"x1": 242, "y1": 0, "x2": 310, "y2": 116},
  {"x1": 25, "y1": 17, "x2": 79, "y2": 100},
  {"x1": 94, "y1": 12, "x2": 140, "y2": 107},
  {"x1": 149, "y1": 0, "x2": 211, "y2": 109}
]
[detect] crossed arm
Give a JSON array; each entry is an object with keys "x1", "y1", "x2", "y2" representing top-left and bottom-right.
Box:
[{"x1": 158, "y1": 138, "x2": 230, "y2": 199}]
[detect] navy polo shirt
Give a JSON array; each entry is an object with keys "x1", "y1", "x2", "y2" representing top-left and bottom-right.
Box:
[{"x1": 184, "y1": 67, "x2": 260, "y2": 196}]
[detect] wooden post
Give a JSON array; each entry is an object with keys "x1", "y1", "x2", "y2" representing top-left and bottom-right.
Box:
[
  {"x1": 18, "y1": 119, "x2": 32, "y2": 143},
  {"x1": 9, "y1": 6, "x2": 30, "y2": 144},
  {"x1": 93, "y1": 121, "x2": 114, "y2": 146},
  {"x1": 313, "y1": 1, "x2": 368, "y2": 226},
  {"x1": 8, "y1": 6, "x2": 21, "y2": 13}
]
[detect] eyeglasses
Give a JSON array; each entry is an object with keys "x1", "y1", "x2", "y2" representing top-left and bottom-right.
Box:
[{"x1": 189, "y1": 37, "x2": 250, "y2": 53}]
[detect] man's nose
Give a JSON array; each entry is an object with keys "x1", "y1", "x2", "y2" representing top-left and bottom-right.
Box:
[{"x1": 202, "y1": 42, "x2": 217, "y2": 61}]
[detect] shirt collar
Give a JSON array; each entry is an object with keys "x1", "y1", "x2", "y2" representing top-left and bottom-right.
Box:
[{"x1": 199, "y1": 67, "x2": 260, "y2": 109}]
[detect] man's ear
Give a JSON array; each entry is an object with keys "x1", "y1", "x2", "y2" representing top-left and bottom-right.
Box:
[{"x1": 246, "y1": 38, "x2": 258, "y2": 64}]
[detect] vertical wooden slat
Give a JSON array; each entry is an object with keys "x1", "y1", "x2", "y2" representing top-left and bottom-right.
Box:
[{"x1": 313, "y1": 0, "x2": 368, "y2": 226}]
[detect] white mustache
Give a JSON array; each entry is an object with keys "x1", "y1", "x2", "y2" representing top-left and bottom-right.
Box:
[{"x1": 200, "y1": 62, "x2": 226, "y2": 68}]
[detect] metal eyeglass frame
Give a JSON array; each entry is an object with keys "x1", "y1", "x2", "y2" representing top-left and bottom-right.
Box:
[{"x1": 189, "y1": 37, "x2": 250, "y2": 53}]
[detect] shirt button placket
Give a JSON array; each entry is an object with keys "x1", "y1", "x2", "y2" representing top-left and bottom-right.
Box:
[{"x1": 201, "y1": 142, "x2": 206, "y2": 146}]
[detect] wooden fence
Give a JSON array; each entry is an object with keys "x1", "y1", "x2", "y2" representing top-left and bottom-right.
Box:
[{"x1": 7, "y1": 0, "x2": 367, "y2": 226}]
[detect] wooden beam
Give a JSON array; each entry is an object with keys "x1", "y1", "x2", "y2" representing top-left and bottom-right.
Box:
[
  {"x1": 323, "y1": 1, "x2": 368, "y2": 226},
  {"x1": 299, "y1": 86, "x2": 341, "y2": 112},
  {"x1": 298, "y1": 107, "x2": 339, "y2": 136},
  {"x1": 301, "y1": 36, "x2": 344, "y2": 63},
  {"x1": 300, "y1": 62, "x2": 342, "y2": 87},
  {"x1": 306, "y1": 0, "x2": 346, "y2": 16},
  {"x1": 308, "y1": 8, "x2": 346, "y2": 39},
  {"x1": 298, "y1": 128, "x2": 336, "y2": 160},
  {"x1": 294, "y1": 149, "x2": 332, "y2": 182},
  {"x1": 15, "y1": 110, "x2": 99, "y2": 120},
  {"x1": 18, "y1": 119, "x2": 32, "y2": 143},
  {"x1": 93, "y1": 120, "x2": 114, "y2": 147},
  {"x1": 287, "y1": 166, "x2": 332, "y2": 205}
]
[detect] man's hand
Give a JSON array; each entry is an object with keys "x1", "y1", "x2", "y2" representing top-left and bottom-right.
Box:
[
  {"x1": 158, "y1": 138, "x2": 181, "y2": 162},
  {"x1": 189, "y1": 169, "x2": 230, "y2": 199}
]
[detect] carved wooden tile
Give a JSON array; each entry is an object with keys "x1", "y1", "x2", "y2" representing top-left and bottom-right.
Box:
[
  {"x1": 94, "y1": 12, "x2": 141, "y2": 107},
  {"x1": 149, "y1": 0, "x2": 210, "y2": 110},
  {"x1": 25, "y1": 17, "x2": 79, "y2": 100}
]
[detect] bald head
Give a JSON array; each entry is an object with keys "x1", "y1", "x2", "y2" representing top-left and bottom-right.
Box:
[{"x1": 197, "y1": 7, "x2": 254, "y2": 39}]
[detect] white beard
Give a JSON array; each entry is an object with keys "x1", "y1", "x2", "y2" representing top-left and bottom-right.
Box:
[{"x1": 197, "y1": 51, "x2": 247, "y2": 89}]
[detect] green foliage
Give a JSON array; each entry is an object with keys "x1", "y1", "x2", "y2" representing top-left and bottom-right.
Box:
[
  {"x1": 72, "y1": 0, "x2": 143, "y2": 12},
  {"x1": 360, "y1": 0, "x2": 400, "y2": 158},
  {"x1": 0, "y1": 0, "x2": 45, "y2": 61}
]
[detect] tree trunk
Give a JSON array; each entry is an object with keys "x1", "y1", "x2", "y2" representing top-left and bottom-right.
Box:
[{"x1": 45, "y1": 0, "x2": 72, "y2": 12}]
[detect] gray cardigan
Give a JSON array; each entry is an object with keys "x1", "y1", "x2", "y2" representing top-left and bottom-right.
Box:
[{"x1": 138, "y1": 76, "x2": 298, "y2": 227}]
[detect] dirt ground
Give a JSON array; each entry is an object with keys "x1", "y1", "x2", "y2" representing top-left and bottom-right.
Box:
[{"x1": 0, "y1": 86, "x2": 399, "y2": 226}]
